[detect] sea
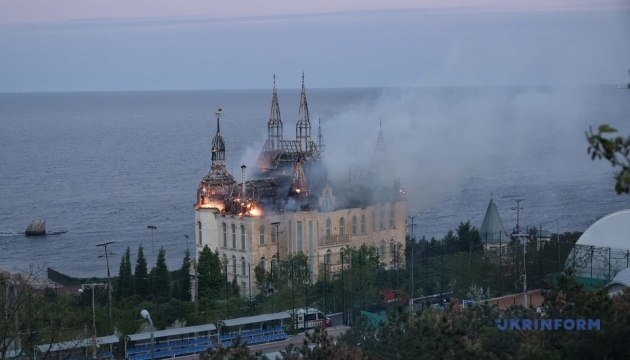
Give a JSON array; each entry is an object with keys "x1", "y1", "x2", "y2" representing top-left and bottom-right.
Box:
[{"x1": 1, "y1": 86, "x2": 628, "y2": 278}]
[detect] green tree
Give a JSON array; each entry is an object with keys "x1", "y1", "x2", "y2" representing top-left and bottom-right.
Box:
[
  {"x1": 135, "y1": 245, "x2": 150, "y2": 300},
  {"x1": 197, "y1": 246, "x2": 224, "y2": 300},
  {"x1": 587, "y1": 124, "x2": 630, "y2": 194},
  {"x1": 178, "y1": 249, "x2": 192, "y2": 302},
  {"x1": 116, "y1": 247, "x2": 134, "y2": 299},
  {"x1": 151, "y1": 247, "x2": 170, "y2": 303}
]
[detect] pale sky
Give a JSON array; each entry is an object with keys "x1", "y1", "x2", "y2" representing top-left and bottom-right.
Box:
[{"x1": 0, "y1": 0, "x2": 628, "y2": 91}]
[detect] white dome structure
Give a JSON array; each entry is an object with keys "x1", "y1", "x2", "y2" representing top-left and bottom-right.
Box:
[{"x1": 566, "y1": 209, "x2": 630, "y2": 281}]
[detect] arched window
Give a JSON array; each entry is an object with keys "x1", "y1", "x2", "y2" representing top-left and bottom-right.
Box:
[
  {"x1": 197, "y1": 221, "x2": 202, "y2": 245},
  {"x1": 241, "y1": 225, "x2": 246, "y2": 250},
  {"x1": 360, "y1": 214, "x2": 366, "y2": 234},
  {"x1": 340, "y1": 248, "x2": 345, "y2": 264},
  {"x1": 260, "y1": 257, "x2": 266, "y2": 271},
  {"x1": 241, "y1": 256, "x2": 246, "y2": 275},
  {"x1": 323, "y1": 193, "x2": 331, "y2": 211},
  {"x1": 379, "y1": 208, "x2": 385, "y2": 230},
  {"x1": 231, "y1": 224, "x2": 237, "y2": 248},
  {"x1": 271, "y1": 255, "x2": 277, "y2": 272},
  {"x1": 380, "y1": 240, "x2": 386, "y2": 258},
  {"x1": 325, "y1": 249, "x2": 332, "y2": 264},
  {"x1": 325, "y1": 219, "x2": 331, "y2": 237},
  {"x1": 232, "y1": 255, "x2": 237, "y2": 274},
  {"x1": 222, "y1": 223, "x2": 227, "y2": 247},
  {"x1": 351, "y1": 216, "x2": 357, "y2": 235},
  {"x1": 390, "y1": 239, "x2": 395, "y2": 256},
  {"x1": 259, "y1": 225, "x2": 265, "y2": 245},
  {"x1": 339, "y1": 217, "x2": 345, "y2": 236},
  {"x1": 389, "y1": 207, "x2": 395, "y2": 228}
]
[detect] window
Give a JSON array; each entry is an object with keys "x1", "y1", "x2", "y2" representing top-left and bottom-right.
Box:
[
  {"x1": 241, "y1": 257, "x2": 246, "y2": 275},
  {"x1": 379, "y1": 208, "x2": 385, "y2": 230},
  {"x1": 389, "y1": 207, "x2": 395, "y2": 228},
  {"x1": 340, "y1": 249, "x2": 345, "y2": 264},
  {"x1": 241, "y1": 225, "x2": 246, "y2": 250},
  {"x1": 297, "y1": 221, "x2": 303, "y2": 253},
  {"x1": 197, "y1": 221, "x2": 202, "y2": 245},
  {"x1": 259, "y1": 225, "x2": 265, "y2": 245},
  {"x1": 379, "y1": 240, "x2": 386, "y2": 258},
  {"x1": 372, "y1": 212, "x2": 376, "y2": 231},
  {"x1": 260, "y1": 257, "x2": 266, "y2": 271},
  {"x1": 271, "y1": 228, "x2": 276, "y2": 244},
  {"x1": 231, "y1": 224, "x2": 236, "y2": 248},
  {"x1": 352, "y1": 216, "x2": 357, "y2": 235},
  {"x1": 271, "y1": 255, "x2": 277, "y2": 271},
  {"x1": 390, "y1": 240, "x2": 395, "y2": 256},
  {"x1": 325, "y1": 219, "x2": 331, "y2": 237},
  {"x1": 232, "y1": 255, "x2": 237, "y2": 274},
  {"x1": 222, "y1": 223, "x2": 227, "y2": 247},
  {"x1": 360, "y1": 214, "x2": 366, "y2": 234},
  {"x1": 325, "y1": 249, "x2": 332, "y2": 264},
  {"x1": 339, "y1": 217, "x2": 345, "y2": 236},
  {"x1": 323, "y1": 193, "x2": 331, "y2": 211}
]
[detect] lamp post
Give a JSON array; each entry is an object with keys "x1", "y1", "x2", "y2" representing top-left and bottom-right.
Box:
[
  {"x1": 147, "y1": 225, "x2": 157, "y2": 267},
  {"x1": 96, "y1": 241, "x2": 115, "y2": 320},
  {"x1": 140, "y1": 310, "x2": 155, "y2": 360},
  {"x1": 271, "y1": 222, "x2": 280, "y2": 260},
  {"x1": 80, "y1": 283, "x2": 105, "y2": 359}
]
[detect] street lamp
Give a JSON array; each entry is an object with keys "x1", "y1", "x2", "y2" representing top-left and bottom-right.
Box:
[
  {"x1": 80, "y1": 283, "x2": 105, "y2": 359},
  {"x1": 140, "y1": 309, "x2": 155, "y2": 360},
  {"x1": 147, "y1": 225, "x2": 157, "y2": 267},
  {"x1": 96, "y1": 241, "x2": 115, "y2": 320}
]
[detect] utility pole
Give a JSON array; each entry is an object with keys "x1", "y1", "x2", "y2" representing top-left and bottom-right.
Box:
[
  {"x1": 511, "y1": 199, "x2": 524, "y2": 234},
  {"x1": 408, "y1": 215, "x2": 417, "y2": 317},
  {"x1": 96, "y1": 241, "x2": 115, "y2": 320}
]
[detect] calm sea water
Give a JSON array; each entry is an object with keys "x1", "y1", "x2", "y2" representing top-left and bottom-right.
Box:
[{"x1": 0, "y1": 86, "x2": 628, "y2": 277}]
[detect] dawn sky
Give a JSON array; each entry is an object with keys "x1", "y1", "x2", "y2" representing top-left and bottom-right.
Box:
[{"x1": 0, "y1": 0, "x2": 628, "y2": 92}]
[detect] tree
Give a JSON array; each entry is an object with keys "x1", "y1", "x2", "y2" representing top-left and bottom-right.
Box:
[
  {"x1": 116, "y1": 247, "x2": 134, "y2": 299},
  {"x1": 197, "y1": 246, "x2": 224, "y2": 300},
  {"x1": 586, "y1": 124, "x2": 630, "y2": 194},
  {"x1": 178, "y1": 249, "x2": 192, "y2": 302},
  {"x1": 151, "y1": 247, "x2": 170, "y2": 302},
  {"x1": 135, "y1": 245, "x2": 150, "y2": 300}
]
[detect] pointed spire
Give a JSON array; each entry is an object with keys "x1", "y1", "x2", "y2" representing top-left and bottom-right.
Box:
[
  {"x1": 288, "y1": 158, "x2": 310, "y2": 198},
  {"x1": 267, "y1": 74, "x2": 283, "y2": 149},
  {"x1": 375, "y1": 118, "x2": 386, "y2": 153},
  {"x1": 211, "y1": 108, "x2": 226, "y2": 165},
  {"x1": 296, "y1": 72, "x2": 311, "y2": 151},
  {"x1": 317, "y1": 117, "x2": 325, "y2": 158},
  {"x1": 480, "y1": 198, "x2": 509, "y2": 245}
]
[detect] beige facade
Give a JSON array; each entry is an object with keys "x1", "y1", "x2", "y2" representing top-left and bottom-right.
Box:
[{"x1": 195, "y1": 194, "x2": 407, "y2": 296}]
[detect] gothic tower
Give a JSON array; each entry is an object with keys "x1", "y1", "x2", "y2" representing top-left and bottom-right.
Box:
[
  {"x1": 267, "y1": 75, "x2": 283, "y2": 150},
  {"x1": 296, "y1": 72, "x2": 312, "y2": 152}
]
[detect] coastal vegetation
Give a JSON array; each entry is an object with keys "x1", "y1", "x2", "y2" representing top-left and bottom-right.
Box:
[{"x1": 3, "y1": 222, "x2": 627, "y2": 359}]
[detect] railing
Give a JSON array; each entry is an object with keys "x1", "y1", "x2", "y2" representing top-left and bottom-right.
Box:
[
  {"x1": 320, "y1": 262, "x2": 350, "y2": 274},
  {"x1": 321, "y1": 234, "x2": 351, "y2": 246}
]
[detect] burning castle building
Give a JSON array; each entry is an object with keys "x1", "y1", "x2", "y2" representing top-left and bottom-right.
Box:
[{"x1": 194, "y1": 75, "x2": 407, "y2": 296}]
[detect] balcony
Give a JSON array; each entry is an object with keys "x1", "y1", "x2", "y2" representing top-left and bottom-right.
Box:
[{"x1": 321, "y1": 234, "x2": 351, "y2": 246}]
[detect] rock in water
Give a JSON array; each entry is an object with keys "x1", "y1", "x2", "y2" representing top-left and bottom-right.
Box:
[{"x1": 25, "y1": 220, "x2": 46, "y2": 236}]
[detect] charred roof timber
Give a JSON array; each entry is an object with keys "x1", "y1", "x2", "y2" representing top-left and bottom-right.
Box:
[{"x1": 196, "y1": 74, "x2": 405, "y2": 217}]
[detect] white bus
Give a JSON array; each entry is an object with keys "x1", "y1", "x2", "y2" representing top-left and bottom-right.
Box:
[{"x1": 292, "y1": 308, "x2": 333, "y2": 331}]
